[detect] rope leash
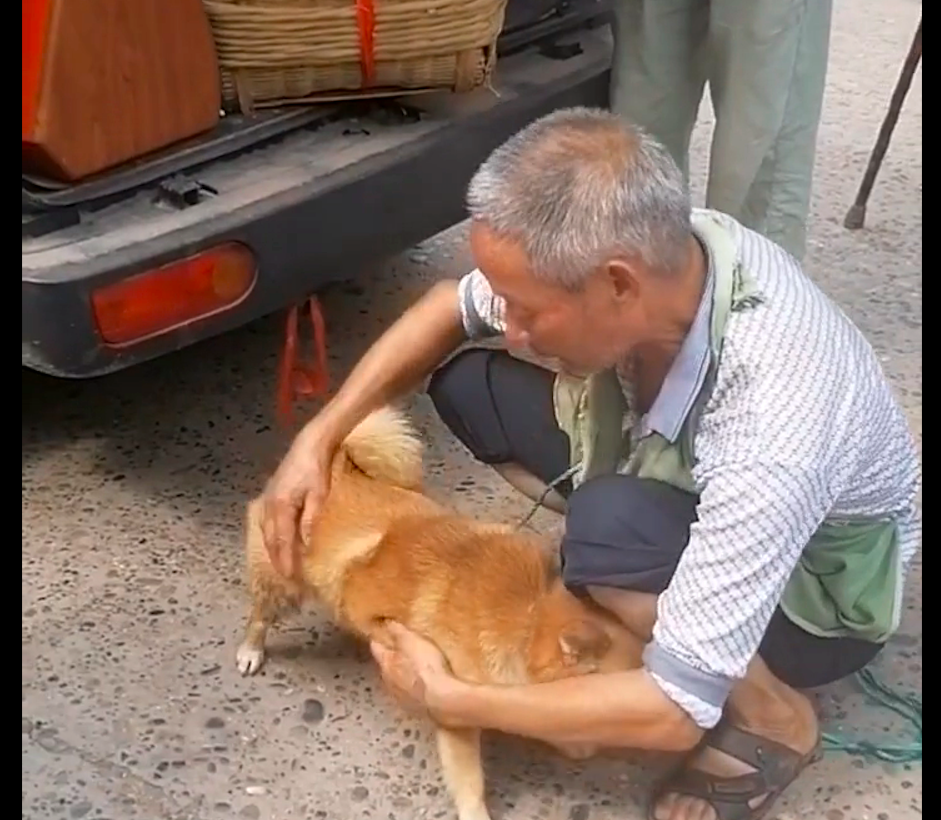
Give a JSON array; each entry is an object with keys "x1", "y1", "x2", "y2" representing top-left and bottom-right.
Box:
[
  {"x1": 514, "y1": 463, "x2": 581, "y2": 531},
  {"x1": 822, "y1": 667, "x2": 922, "y2": 764}
]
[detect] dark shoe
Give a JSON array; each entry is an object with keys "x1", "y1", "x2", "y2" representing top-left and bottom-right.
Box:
[{"x1": 648, "y1": 720, "x2": 822, "y2": 820}]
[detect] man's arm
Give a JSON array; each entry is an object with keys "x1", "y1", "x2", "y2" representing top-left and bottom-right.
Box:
[
  {"x1": 436, "y1": 667, "x2": 703, "y2": 753},
  {"x1": 307, "y1": 269, "x2": 506, "y2": 450},
  {"x1": 303, "y1": 279, "x2": 465, "y2": 449},
  {"x1": 262, "y1": 270, "x2": 507, "y2": 569}
]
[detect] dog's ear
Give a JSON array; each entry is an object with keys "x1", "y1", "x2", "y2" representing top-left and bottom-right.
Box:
[{"x1": 559, "y1": 619, "x2": 612, "y2": 665}]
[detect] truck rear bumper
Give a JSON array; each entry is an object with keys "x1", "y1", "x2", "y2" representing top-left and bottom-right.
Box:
[{"x1": 22, "y1": 28, "x2": 612, "y2": 378}]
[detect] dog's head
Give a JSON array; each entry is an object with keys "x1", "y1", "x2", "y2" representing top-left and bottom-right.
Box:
[{"x1": 525, "y1": 579, "x2": 643, "y2": 683}]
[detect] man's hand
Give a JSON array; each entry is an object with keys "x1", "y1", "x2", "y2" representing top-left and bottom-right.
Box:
[
  {"x1": 257, "y1": 280, "x2": 465, "y2": 580},
  {"x1": 260, "y1": 427, "x2": 334, "y2": 579},
  {"x1": 370, "y1": 622, "x2": 465, "y2": 726}
]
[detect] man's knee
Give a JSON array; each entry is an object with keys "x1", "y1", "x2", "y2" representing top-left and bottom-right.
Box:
[
  {"x1": 427, "y1": 347, "x2": 491, "y2": 416},
  {"x1": 427, "y1": 347, "x2": 512, "y2": 464},
  {"x1": 560, "y1": 475, "x2": 698, "y2": 595}
]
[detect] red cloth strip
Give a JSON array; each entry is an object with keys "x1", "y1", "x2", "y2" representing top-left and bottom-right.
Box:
[
  {"x1": 355, "y1": 0, "x2": 376, "y2": 84},
  {"x1": 277, "y1": 296, "x2": 330, "y2": 426}
]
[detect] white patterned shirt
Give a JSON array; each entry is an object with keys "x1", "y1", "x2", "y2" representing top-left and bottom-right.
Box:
[{"x1": 455, "y1": 209, "x2": 921, "y2": 729}]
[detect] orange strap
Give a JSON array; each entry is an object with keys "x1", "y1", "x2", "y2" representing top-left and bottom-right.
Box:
[
  {"x1": 355, "y1": 0, "x2": 376, "y2": 85},
  {"x1": 277, "y1": 296, "x2": 330, "y2": 426}
]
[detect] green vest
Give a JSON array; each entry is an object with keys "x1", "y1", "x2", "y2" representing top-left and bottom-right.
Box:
[{"x1": 551, "y1": 210, "x2": 902, "y2": 644}]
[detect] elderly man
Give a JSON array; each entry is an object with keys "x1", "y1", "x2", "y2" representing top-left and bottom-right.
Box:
[{"x1": 261, "y1": 109, "x2": 921, "y2": 820}]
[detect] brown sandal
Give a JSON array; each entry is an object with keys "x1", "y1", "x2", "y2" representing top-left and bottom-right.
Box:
[{"x1": 648, "y1": 720, "x2": 823, "y2": 820}]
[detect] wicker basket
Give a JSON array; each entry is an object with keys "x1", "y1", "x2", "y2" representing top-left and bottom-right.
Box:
[{"x1": 203, "y1": 0, "x2": 508, "y2": 112}]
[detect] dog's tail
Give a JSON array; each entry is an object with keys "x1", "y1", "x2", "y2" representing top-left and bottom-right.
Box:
[{"x1": 337, "y1": 405, "x2": 424, "y2": 489}]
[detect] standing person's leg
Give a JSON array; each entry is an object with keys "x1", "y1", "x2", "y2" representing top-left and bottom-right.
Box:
[
  {"x1": 559, "y1": 474, "x2": 882, "y2": 820},
  {"x1": 426, "y1": 347, "x2": 573, "y2": 513},
  {"x1": 608, "y1": 0, "x2": 710, "y2": 183},
  {"x1": 705, "y1": 0, "x2": 833, "y2": 261}
]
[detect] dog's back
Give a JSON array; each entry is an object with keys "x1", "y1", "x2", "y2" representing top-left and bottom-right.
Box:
[
  {"x1": 248, "y1": 404, "x2": 640, "y2": 678},
  {"x1": 339, "y1": 513, "x2": 557, "y2": 683},
  {"x1": 311, "y1": 406, "x2": 641, "y2": 683},
  {"x1": 241, "y1": 405, "x2": 437, "y2": 616},
  {"x1": 296, "y1": 406, "x2": 446, "y2": 606}
]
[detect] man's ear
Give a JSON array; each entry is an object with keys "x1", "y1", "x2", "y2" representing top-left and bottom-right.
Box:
[
  {"x1": 559, "y1": 619, "x2": 612, "y2": 666},
  {"x1": 604, "y1": 259, "x2": 640, "y2": 301}
]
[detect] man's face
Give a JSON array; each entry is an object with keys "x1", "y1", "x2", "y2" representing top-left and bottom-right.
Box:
[{"x1": 469, "y1": 222, "x2": 644, "y2": 374}]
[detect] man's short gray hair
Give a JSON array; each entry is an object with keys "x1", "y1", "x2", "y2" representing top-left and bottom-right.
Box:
[{"x1": 466, "y1": 107, "x2": 692, "y2": 288}]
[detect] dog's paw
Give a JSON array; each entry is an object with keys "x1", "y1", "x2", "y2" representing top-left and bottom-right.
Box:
[
  {"x1": 236, "y1": 642, "x2": 266, "y2": 676},
  {"x1": 456, "y1": 805, "x2": 493, "y2": 820},
  {"x1": 553, "y1": 741, "x2": 598, "y2": 761}
]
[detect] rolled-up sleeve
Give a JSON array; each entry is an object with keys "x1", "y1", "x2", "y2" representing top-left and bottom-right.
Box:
[
  {"x1": 457, "y1": 269, "x2": 506, "y2": 340},
  {"x1": 644, "y1": 459, "x2": 838, "y2": 728},
  {"x1": 642, "y1": 327, "x2": 857, "y2": 729}
]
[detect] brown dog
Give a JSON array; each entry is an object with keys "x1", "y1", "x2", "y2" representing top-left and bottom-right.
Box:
[{"x1": 236, "y1": 405, "x2": 643, "y2": 820}]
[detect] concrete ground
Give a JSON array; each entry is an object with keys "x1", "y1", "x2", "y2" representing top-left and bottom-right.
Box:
[{"x1": 23, "y1": 1, "x2": 921, "y2": 818}]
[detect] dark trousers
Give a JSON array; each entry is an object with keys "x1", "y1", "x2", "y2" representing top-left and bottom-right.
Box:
[{"x1": 427, "y1": 347, "x2": 882, "y2": 689}]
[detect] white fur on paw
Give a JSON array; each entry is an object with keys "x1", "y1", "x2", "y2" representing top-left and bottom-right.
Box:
[
  {"x1": 456, "y1": 806, "x2": 493, "y2": 820},
  {"x1": 236, "y1": 643, "x2": 265, "y2": 676},
  {"x1": 555, "y1": 741, "x2": 598, "y2": 760}
]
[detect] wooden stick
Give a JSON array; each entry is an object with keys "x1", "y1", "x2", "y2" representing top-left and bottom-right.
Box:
[{"x1": 844, "y1": 17, "x2": 922, "y2": 230}]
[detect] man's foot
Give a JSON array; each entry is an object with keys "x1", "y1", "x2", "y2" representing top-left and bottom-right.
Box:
[{"x1": 650, "y1": 718, "x2": 821, "y2": 820}]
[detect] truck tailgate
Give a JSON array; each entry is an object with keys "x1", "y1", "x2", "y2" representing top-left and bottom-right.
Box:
[{"x1": 23, "y1": 26, "x2": 613, "y2": 377}]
